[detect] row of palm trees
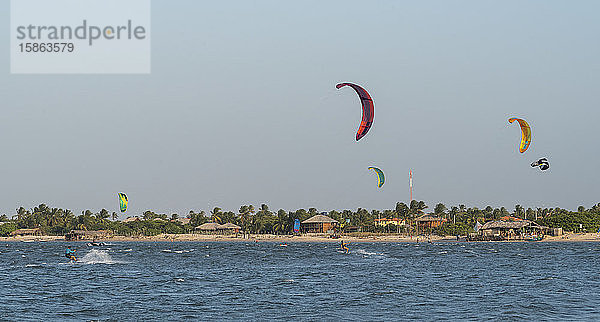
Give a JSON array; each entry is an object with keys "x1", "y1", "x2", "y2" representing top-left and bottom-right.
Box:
[
  {"x1": 7, "y1": 202, "x2": 599, "y2": 236},
  {"x1": 186, "y1": 201, "x2": 430, "y2": 234},
  {"x1": 13, "y1": 204, "x2": 119, "y2": 234}
]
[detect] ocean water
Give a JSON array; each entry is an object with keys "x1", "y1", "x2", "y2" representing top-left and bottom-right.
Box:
[{"x1": 1, "y1": 241, "x2": 600, "y2": 321}]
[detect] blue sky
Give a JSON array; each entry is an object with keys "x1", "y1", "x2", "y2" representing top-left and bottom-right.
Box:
[{"x1": 1, "y1": 0, "x2": 599, "y2": 217}]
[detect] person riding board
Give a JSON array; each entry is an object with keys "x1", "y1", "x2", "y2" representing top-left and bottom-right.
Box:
[
  {"x1": 340, "y1": 240, "x2": 349, "y2": 254},
  {"x1": 65, "y1": 246, "x2": 77, "y2": 262}
]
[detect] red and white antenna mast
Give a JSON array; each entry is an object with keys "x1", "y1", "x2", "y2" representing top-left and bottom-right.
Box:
[{"x1": 409, "y1": 170, "x2": 413, "y2": 202}]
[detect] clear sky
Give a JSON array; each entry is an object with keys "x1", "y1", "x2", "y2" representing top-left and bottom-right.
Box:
[{"x1": 1, "y1": 0, "x2": 599, "y2": 218}]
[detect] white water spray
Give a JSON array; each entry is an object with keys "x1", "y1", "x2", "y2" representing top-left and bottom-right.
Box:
[{"x1": 79, "y1": 249, "x2": 122, "y2": 264}]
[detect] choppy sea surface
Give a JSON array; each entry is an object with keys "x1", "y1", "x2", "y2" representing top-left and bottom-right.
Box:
[{"x1": 1, "y1": 241, "x2": 600, "y2": 321}]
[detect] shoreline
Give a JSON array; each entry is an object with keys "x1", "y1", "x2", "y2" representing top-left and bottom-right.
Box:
[{"x1": 2, "y1": 232, "x2": 599, "y2": 243}]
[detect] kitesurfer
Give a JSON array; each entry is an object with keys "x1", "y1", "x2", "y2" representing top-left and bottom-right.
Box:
[
  {"x1": 65, "y1": 246, "x2": 77, "y2": 262},
  {"x1": 531, "y1": 158, "x2": 549, "y2": 171},
  {"x1": 340, "y1": 240, "x2": 349, "y2": 254}
]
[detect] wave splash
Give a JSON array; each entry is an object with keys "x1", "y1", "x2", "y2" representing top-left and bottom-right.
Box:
[
  {"x1": 355, "y1": 249, "x2": 385, "y2": 257},
  {"x1": 79, "y1": 249, "x2": 123, "y2": 264}
]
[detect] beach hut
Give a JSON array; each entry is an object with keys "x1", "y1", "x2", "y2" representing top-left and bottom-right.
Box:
[
  {"x1": 498, "y1": 216, "x2": 523, "y2": 221},
  {"x1": 65, "y1": 230, "x2": 110, "y2": 241},
  {"x1": 301, "y1": 215, "x2": 339, "y2": 233},
  {"x1": 415, "y1": 214, "x2": 447, "y2": 231},
  {"x1": 195, "y1": 222, "x2": 221, "y2": 234},
  {"x1": 552, "y1": 227, "x2": 563, "y2": 236},
  {"x1": 218, "y1": 223, "x2": 241, "y2": 234},
  {"x1": 10, "y1": 228, "x2": 42, "y2": 237},
  {"x1": 374, "y1": 218, "x2": 405, "y2": 227},
  {"x1": 219, "y1": 222, "x2": 242, "y2": 234},
  {"x1": 172, "y1": 217, "x2": 191, "y2": 225},
  {"x1": 342, "y1": 226, "x2": 360, "y2": 233},
  {"x1": 479, "y1": 220, "x2": 547, "y2": 240}
]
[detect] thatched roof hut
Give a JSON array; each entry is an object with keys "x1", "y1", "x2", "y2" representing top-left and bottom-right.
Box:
[
  {"x1": 219, "y1": 223, "x2": 241, "y2": 230},
  {"x1": 415, "y1": 214, "x2": 446, "y2": 230},
  {"x1": 195, "y1": 222, "x2": 241, "y2": 235},
  {"x1": 302, "y1": 215, "x2": 339, "y2": 224},
  {"x1": 301, "y1": 215, "x2": 339, "y2": 233},
  {"x1": 10, "y1": 228, "x2": 42, "y2": 236},
  {"x1": 498, "y1": 216, "x2": 523, "y2": 221},
  {"x1": 65, "y1": 230, "x2": 110, "y2": 241},
  {"x1": 218, "y1": 223, "x2": 241, "y2": 234},
  {"x1": 173, "y1": 218, "x2": 190, "y2": 225},
  {"x1": 195, "y1": 222, "x2": 220, "y2": 231},
  {"x1": 479, "y1": 220, "x2": 548, "y2": 240},
  {"x1": 480, "y1": 220, "x2": 538, "y2": 230},
  {"x1": 415, "y1": 214, "x2": 445, "y2": 222}
]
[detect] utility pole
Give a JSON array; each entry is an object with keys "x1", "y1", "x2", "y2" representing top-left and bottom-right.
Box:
[
  {"x1": 409, "y1": 170, "x2": 413, "y2": 236},
  {"x1": 409, "y1": 170, "x2": 413, "y2": 202}
]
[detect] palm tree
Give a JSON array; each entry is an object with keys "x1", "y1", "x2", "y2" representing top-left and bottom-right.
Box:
[
  {"x1": 49, "y1": 208, "x2": 62, "y2": 227},
  {"x1": 434, "y1": 203, "x2": 447, "y2": 217},
  {"x1": 210, "y1": 207, "x2": 222, "y2": 224},
  {"x1": 355, "y1": 208, "x2": 372, "y2": 231},
  {"x1": 483, "y1": 206, "x2": 493, "y2": 221},
  {"x1": 97, "y1": 209, "x2": 110, "y2": 224},
  {"x1": 62, "y1": 210, "x2": 75, "y2": 231},
  {"x1": 220, "y1": 211, "x2": 236, "y2": 224},
  {"x1": 395, "y1": 203, "x2": 409, "y2": 229},
  {"x1": 238, "y1": 205, "x2": 255, "y2": 234},
  {"x1": 189, "y1": 210, "x2": 206, "y2": 227},
  {"x1": 15, "y1": 207, "x2": 27, "y2": 225},
  {"x1": 254, "y1": 204, "x2": 273, "y2": 233},
  {"x1": 273, "y1": 209, "x2": 288, "y2": 235},
  {"x1": 450, "y1": 206, "x2": 459, "y2": 224},
  {"x1": 81, "y1": 210, "x2": 95, "y2": 229},
  {"x1": 514, "y1": 205, "x2": 524, "y2": 219},
  {"x1": 408, "y1": 200, "x2": 428, "y2": 233},
  {"x1": 525, "y1": 208, "x2": 535, "y2": 220}
]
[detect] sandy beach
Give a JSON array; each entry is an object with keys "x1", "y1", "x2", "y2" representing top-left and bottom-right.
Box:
[
  {"x1": 0, "y1": 234, "x2": 440, "y2": 243},
  {"x1": 2, "y1": 233, "x2": 599, "y2": 243},
  {"x1": 542, "y1": 232, "x2": 600, "y2": 242}
]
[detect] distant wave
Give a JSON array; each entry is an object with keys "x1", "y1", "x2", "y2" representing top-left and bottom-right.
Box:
[
  {"x1": 25, "y1": 264, "x2": 42, "y2": 268},
  {"x1": 162, "y1": 249, "x2": 195, "y2": 254},
  {"x1": 355, "y1": 249, "x2": 384, "y2": 256}
]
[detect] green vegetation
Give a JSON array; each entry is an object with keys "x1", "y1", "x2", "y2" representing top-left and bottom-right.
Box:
[
  {"x1": 0, "y1": 223, "x2": 17, "y2": 237},
  {"x1": 2, "y1": 201, "x2": 599, "y2": 237}
]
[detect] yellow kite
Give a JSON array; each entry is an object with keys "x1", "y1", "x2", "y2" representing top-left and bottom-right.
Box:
[{"x1": 508, "y1": 118, "x2": 531, "y2": 153}]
